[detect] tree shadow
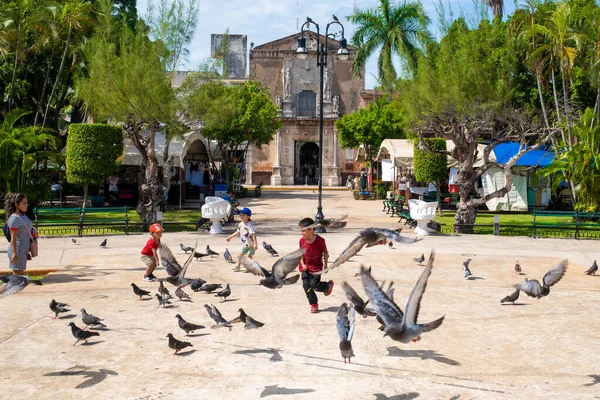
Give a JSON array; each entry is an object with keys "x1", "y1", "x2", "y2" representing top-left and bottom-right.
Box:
[
  {"x1": 387, "y1": 347, "x2": 461, "y2": 366},
  {"x1": 373, "y1": 393, "x2": 420, "y2": 400},
  {"x1": 233, "y1": 348, "x2": 283, "y2": 362},
  {"x1": 585, "y1": 374, "x2": 600, "y2": 386},
  {"x1": 260, "y1": 384, "x2": 315, "y2": 398},
  {"x1": 44, "y1": 366, "x2": 118, "y2": 389}
]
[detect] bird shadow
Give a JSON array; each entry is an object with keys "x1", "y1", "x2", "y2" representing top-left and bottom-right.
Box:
[
  {"x1": 138, "y1": 298, "x2": 152, "y2": 302},
  {"x1": 57, "y1": 314, "x2": 77, "y2": 320},
  {"x1": 88, "y1": 327, "x2": 111, "y2": 332},
  {"x1": 44, "y1": 366, "x2": 118, "y2": 389},
  {"x1": 317, "y1": 306, "x2": 340, "y2": 313},
  {"x1": 233, "y1": 348, "x2": 283, "y2": 362},
  {"x1": 386, "y1": 347, "x2": 461, "y2": 366},
  {"x1": 373, "y1": 393, "x2": 420, "y2": 400},
  {"x1": 218, "y1": 298, "x2": 240, "y2": 303},
  {"x1": 79, "y1": 340, "x2": 105, "y2": 346},
  {"x1": 584, "y1": 374, "x2": 600, "y2": 386},
  {"x1": 466, "y1": 276, "x2": 485, "y2": 281},
  {"x1": 177, "y1": 298, "x2": 193, "y2": 302},
  {"x1": 176, "y1": 350, "x2": 197, "y2": 356},
  {"x1": 260, "y1": 384, "x2": 315, "y2": 398},
  {"x1": 161, "y1": 305, "x2": 179, "y2": 309},
  {"x1": 187, "y1": 333, "x2": 210, "y2": 338},
  {"x1": 501, "y1": 303, "x2": 530, "y2": 306}
]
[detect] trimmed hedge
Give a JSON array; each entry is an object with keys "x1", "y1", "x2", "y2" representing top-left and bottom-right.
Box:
[{"x1": 414, "y1": 138, "x2": 447, "y2": 184}]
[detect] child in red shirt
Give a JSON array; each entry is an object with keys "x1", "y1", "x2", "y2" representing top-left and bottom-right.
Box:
[
  {"x1": 141, "y1": 223, "x2": 163, "y2": 281},
  {"x1": 298, "y1": 217, "x2": 334, "y2": 313}
]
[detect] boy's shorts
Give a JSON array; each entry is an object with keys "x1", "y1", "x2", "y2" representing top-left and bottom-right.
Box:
[
  {"x1": 141, "y1": 255, "x2": 156, "y2": 267},
  {"x1": 240, "y1": 246, "x2": 256, "y2": 256}
]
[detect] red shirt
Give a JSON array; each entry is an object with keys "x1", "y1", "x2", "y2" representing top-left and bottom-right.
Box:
[
  {"x1": 299, "y1": 235, "x2": 328, "y2": 273},
  {"x1": 141, "y1": 237, "x2": 160, "y2": 256}
]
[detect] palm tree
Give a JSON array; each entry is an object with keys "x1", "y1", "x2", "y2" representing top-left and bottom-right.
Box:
[
  {"x1": 483, "y1": 0, "x2": 503, "y2": 20},
  {"x1": 348, "y1": 0, "x2": 429, "y2": 90}
]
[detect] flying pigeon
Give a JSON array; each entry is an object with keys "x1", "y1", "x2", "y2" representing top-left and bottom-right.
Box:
[
  {"x1": 515, "y1": 261, "x2": 522, "y2": 274},
  {"x1": 341, "y1": 281, "x2": 376, "y2": 318},
  {"x1": 130, "y1": 283, "x2": 151, "y2": 299},
  {"x1": 72, "y1": 238, "x2": 80, "y2": 245},
  {"x1": 50, "y1": 299, "x2": 70, "y2": 319},
  {"x1": 204, "y1": 304, "x2": 232, "y2": 329},
  {"x1": 0, "y1": 275, "x2": 42, "y2": 297},
  {"x1": 156, "y1": 293, "x2": 172, "y2": 307},
  {"x1": 413, "y1": 254, "x2": 425, "y2": 265},
  {"x1": 240, "y1": 248, "x2": 305, "y2": 289},
  {"x1": 337, "y1": 303, "x2": 356, "y2": 364},
  {"x1": 159, "y1": 241, "x2": 197, "y2": 286},
  {"x1": 166, "y1": 333, "x2": 193, "y2": 355},
  {"x1": 354, "y1": 266, "x2": 371, "y2": 278},
  {"x1": 196, "y1": 283, "x2": 222, "y2": 293},
  {"x1": 321, "y1": 228, "x2": 417, "y2": 274},
  {"x1": 99, "y1": 239, "x2": 107, "y2": 248},
  {"x1": 360, "y1": 250, "x2": 445, "y2": 343},
  {"x1": 175, "y1": 285, "x2": 190, "y2": 301},
  {"x1": 190, "y1": 278, "x2": 207, "y2": 291},
  {"x1": 463, "y1": 259, "x2": 472, "y2": 278},
  {"x1": 514, "y1": 260, "x2": 568, "y2": 299},
  {"x1": 215, "y1": 284, "x2": 231, "y2": 301},
  {"x1": 175, "y1": 314, "x2": 205, "y2": 336},
  {"x1": 263, "y1": 241, "x2": 279, "y2": 257},
  {"x1": 69, "y1": 322, "x2": 100, "y2": 345},
  {"x1": 180, "y1": 243, "x2": 194, "y2": 253},
  {"x1": 81, "y1": 309, "x2": 106, "y2": 329},
  {"x1": 206, "y1": 246, "x2": 219, "y2": 257},
  {"x1": 194, "y1": 252, "x2": 209, "y2": 261},
  {"x1": 500, "y1": 290, "x2": 520, "y2": 305},
  {"x1": 303, "y1": 214, "x2": 348, "y2": 230},
  {"x1": 158, "y1": 281, "x2": 171, "y2": 299},
  {"x1": 224, "y1": 248, "x2": 234, "y2": 263},
  {"x1": 229, "y1": 308, "x2": 264, "y2": 329},
  {"x1": 585, "y1": 260, "x2": 598, "y2": 276}
]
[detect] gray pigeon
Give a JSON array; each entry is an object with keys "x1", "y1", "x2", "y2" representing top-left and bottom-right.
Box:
[
  {"x1": 413, "y1": 254, "x2": 425, "y2": 265},
  {"x1": 240, "y1": 248, "x2": 305, "y2": 289},
  {"x1": 360, "y1": 250, "x2": 445, "y2": 343},
  {"x1": 50, "y1": 299, "x2": 70, "y2": 319},
  {"x1": 130, "y1": 283, "x2": 151, "y2": 299},
  {"x1": 206, "y1": 245, "x2": 219, "y2": 257},
  {"x1": 303, "y1": 214, "x2": 348, "y2": 230},
  {"x1": 204, "y1": 304, "x2": 232, "y2": 330},
  {"x1": 262, "y1": 241, "x2": 279, "y2": 257},
  {"x1": 69, "y1": 322, "x2": 99, "y2": 345},
  {"x1": 224, "y1": 248, "x2": 234, "y2": 263},
  {"x1": 72, "y1": 238, "x2": 80, "y2": 245},
  {"x1": 354, "y1": 265, "x2": 371, "y2": 277},
  {"x1": 341, "y1": 281, "x2": 376, "y2": 318},
  {"x1": 158, "y1": 280, "x2": 171, "y2": 299},
  {"x1": 229, "y1": 308, "x2": 264, "y2": 329},
  {"x1": 463, "y1": 259, "x2": 472, "y2": 278},
  {"x1": 515, "y1": 260, "x2": 522, "y2": 274},
  {"x1": 175, "y1": 314, "x2": 205, "y2": 335},
  {"x1": 80, "y1": 309, "x2": 106, "y2": 329},
  {"x1": 585, "y1": 260, "x2": 598, "y2": 276},
  {"x1": 175, "y1": 285, "x2": 190, "y2": 301},
  {"x1": 180, "y1": 243, "x2": 193, "y2": 253},
  {"x1": 514, "y1": 260, "x2": 568, "y2": 299},
  {"x1": 0, "y1": 275, "x2": 42, "y2": 297},
  {"x1": 166, "y1": 333, "x2": 193, "y2": 355},
  {"x1": 156, "y1": 293, "x2": 172, "y2": 307},
  {"x1": 215, "y1": 284, "x2": 231, "y2": 301},
  {"x1": 321, "y1": 228, "x2": 417, "y2": 274},
  {"x1": 500, "y1": 290, "x2": 520, "y2": 305},
  {"x1": 99, "y1": 239, "x2": 107, "y2": 248},
  {"x1": 337, "y1": 303, "x2": 356, "y2": 364},
  {"x1": 159, "y1": 241, "x2": 197, "y2": 286},
  {"x1": 196, "y1": 284, "x2": 222, "y2": 293}
]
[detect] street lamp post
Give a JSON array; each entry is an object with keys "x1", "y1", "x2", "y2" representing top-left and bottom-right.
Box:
[{"x1": 295, "y1": 16, "x2": 349, "y2": 232}]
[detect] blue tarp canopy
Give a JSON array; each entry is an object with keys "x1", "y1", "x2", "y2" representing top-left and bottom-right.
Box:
[{"x1": 492, "y1": 142, "x2": 555, "y2": 167}]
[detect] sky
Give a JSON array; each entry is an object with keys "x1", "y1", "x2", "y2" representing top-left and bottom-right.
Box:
[{"x1": 137, "y1": 0, "x2": 519, "y2": 89}]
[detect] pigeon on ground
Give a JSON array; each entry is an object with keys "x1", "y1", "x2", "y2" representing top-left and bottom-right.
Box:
[
  {"x1": 206, "y1": 246, "x2": 219, "y2": 257},
  {"x1": 204, "y1": 304, "x2": 232, "y2": 329},
  {"x1": 585, "y1": 260, "x2": 598, "y2": 276},
  {"x1": 360, "y1": 250, "x2": 445, "y2": 343},
  {"x1": 229, "y1": 308, "x2": 264, "y2": 329},
  {"x1": 166, "y1": 333, "x2": 193, "y2": 355},
  {"x1": 159, "y1": 242, "x2": 197, "y2": 287},
  {"x1": 263, "y1": 241, "x2": 279, "y2": 257},
  {"x1": 341, "y1": 281, "x2": 376, "y2": 318},
  {"x1": 69, "y1": 322, "x2": 100, "y2": 345},
  {"x1": 500, "y1": 290, "x2": 520, "y2": 305},
  {"x1": 81, "y1": 309, "x2": 106, "y2": 329},
  {"x1": 0, "y1": 275, "x2": 42, "y2": 297},
  {"x1": 337, "y1": 303, "x2": 356, "y2": 364},
  {"x1": 50, "y1": 299, "x2": 70, "y2": 319},
  {"x1": 388, "y1": 241, "x2": 394, "y2": 249},
  {"x1": 413, "y1": 254, "x2": 425, "y2": 265},
  {"x1": 224, "y1": 248, "x2": 234, "y2": 263},
  {"x1": 303, "y1": 214, "x2": 348, "y2": 230},
  {"x1": 175, "y1": 285, "x2": 190, "y2": 301},
  {"x1": 180, "y1": 243, "x2": 194, "y2": 253},
  {"x1": 215, "y1": 284, "x2": 231, "y2": 301},
  {"x1": 240, "y1": 248, "x2": 305, "y2": 289},
  {"x1": 158, "y1": 281, "x2": 171, "y2": 299},
  {"x1": 72, "y1": 238, "x2": 80, "y2": 245},
  {"x1": 130, "y1": 283, "x2": 151, "y2": 299},
  {"x1": 194, "y1": 252, "x2": 209, "y2": 261},
  {"x1": 514, "y1": 260, "x2": 568, "y2": 299},
  {"x1": 463, "y1": 259, "x2": 472, "y2": 278},
  {"x1": 354, "y1": 266, "x2": 371, "y2": 278},
  {"x1": 156, "y1": 293, "x2": 172, "y2": 307},
  {"x1": 190, "y1": 278, "x2": 207, "y2": 291},
  {"x1": 175, "y1": 314, "x2": 205, "y2": 335},
  {"x1": 321, "y1": 228, "x2": 417, "y2": 274},
  {"x1": 196, "y1": 283, "x2": 222, "y2": 293},
  {"x1": 99, "y1": 239, "x2": 107, "y2": 248},
  {"x1": 515, "y1": 260, "x2": 522, "y2": 274}
]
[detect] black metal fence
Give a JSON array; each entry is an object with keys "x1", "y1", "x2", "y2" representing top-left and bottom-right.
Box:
[{"x1": 37, "y1": 222, "x2": 199, "y2": 237}]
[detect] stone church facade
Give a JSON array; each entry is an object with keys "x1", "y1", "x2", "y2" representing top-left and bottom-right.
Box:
[{"x1": 246, "y1": 32, "x2": 366, "y2": 186}]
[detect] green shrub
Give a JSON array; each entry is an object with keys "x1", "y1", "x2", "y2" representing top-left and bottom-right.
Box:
[{"x1": 414, "y1": 138, "x2": 447, "y2": 184}]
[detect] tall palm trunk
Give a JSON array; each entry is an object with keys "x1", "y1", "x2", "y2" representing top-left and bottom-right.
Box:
[
  {"x1": 536, "y1": 65, "x2": 550, "y2": 129},
  {"x1": 559, "y1": 62, "x2": 572, "y2": 145},
  {"x1": 34, "y1": 59, "x2": 53, "y2": 126},
  {"x1": 42, "y1": 26, "x2": 72, "y2": 128},
  {"x1": 8, "y1": 46, "x2": 19, "y2": 112},
  {"x1": 551, "y1": 68, "x2": 566, "y2": 144}
]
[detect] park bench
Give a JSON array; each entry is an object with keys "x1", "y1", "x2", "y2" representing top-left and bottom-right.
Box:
[
  {"x1": 389, "y1": 195, "x2": 407, "y2": 217},
  {"x1": 423, "y1": 192, "x2": 459, "y2": 209},
  {"x1": 532, "y1": 210, "x2": 600, "y2": 239},
  {"x1": 383, "y1": 194, "x2": 403, "y2": 213},
  {"x1": 34, "y1": 206, "x2": 130, "y2": 236}
]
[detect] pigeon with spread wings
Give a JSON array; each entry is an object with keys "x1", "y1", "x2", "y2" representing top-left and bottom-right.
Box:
[
  {"x1": 240, "y1": 247, "x2": 305, "y2": 289},
  {"x1": 514, "y1": 260, "x2": 568, "y2": 299},
  {"x1": 0, "y1": 275, "x2": 42, "y2": 297},
  {"x1": 360, "y1": 250, "x2": 444, "y2": 343},
  {"x1": 341, "y1": 281, "x2": 376, "y2": 318},
  {"x1": 159, "y1": 241, "x2": 197, "y2": 286},
  {"x1": 303, "y1": 214, "x2": 348, "y2": 230},
  {"x1": 321, "y1": 228, "x2": 417, "y2": 274},
  {"x1": 337, "y1": 303, "x2": 356, "y2": 364}
]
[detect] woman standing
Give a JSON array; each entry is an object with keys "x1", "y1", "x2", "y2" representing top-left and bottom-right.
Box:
[{"x1": 5, "y1": 193, "x2": 34, "y2": 275}]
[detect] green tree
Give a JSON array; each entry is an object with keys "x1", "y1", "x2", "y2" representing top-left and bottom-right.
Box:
[
  {"x1": 66, "y1": 123, "x2": 123, "y2": 207},
  {"x1": 413, "y1": 138, "x2": 447, "y2": 215},
  {"x1": 348, "y1": 0, "x2": 429, "y2": 89}
]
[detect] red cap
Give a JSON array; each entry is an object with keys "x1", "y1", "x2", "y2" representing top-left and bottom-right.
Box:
[{"x1": 149, "y1": 223, "x2": 164, "y2": 233}]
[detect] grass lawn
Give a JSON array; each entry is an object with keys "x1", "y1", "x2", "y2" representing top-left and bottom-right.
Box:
[
  {"x1": 434, "y1": 212, "x2": 578, "y2": 226},
  {"x1": 33, "y1": 209, "x2": 201, "y2": 224}
]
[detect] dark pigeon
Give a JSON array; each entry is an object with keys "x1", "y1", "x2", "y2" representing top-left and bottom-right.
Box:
[
  {"x1": 197, "y1": 284, "x2": 222, "y2": 293},
  {"x1": 215, "y1": 284, "x2": 231, "y2": 301},
  {"x1": 194, "y1": 252, "x2": 209, "y2": 261},
  {"x1": 500, "y1": 290, "x2": 520, "y2": 305},
  {"x1": 204, "y1": 304, "x2": 232, "y2": 330},
  {"x1": 175, "y1": 286, "x2": 190, "y2": 301},
  {"x1": 463, "y1": 259, "x2": 472, "y2": 278},
  {"x1": 585, "y1": 260, "x2": 598, "y2": 276},
  {"x1": 515, "y1": 260, "x2": 522, "y2": 274},
  {"x1": 72, "y1": 238, "x2": 80, "y2": 245},
  {"x1": 514, "y1": 260, "x2": 568, "y2": 299},
  {"x1": 50, "y1": 299, "x2": 70, "y2": 319},
  {"x1": 229, "y1": 308, "x2": 264, "y2": 329},
  {"x1": 180, "y1": 243, "x2": 193, "y2": 253},
  {"x1": 206, "y1": 245, "x2": 219, "y2": 257},
  {"x1": 240, "y1": 248, "x2": 305, "y2": 289},
  {"x1": 0, "y1": 275, "x2": 42, "y2": 297},
  {"x1": 190, "y1": 278, "x2": 207, "y2": 291},
  {"x1": 337, "y1": 303, "x2": 356, "y2": 364},
  {"x1": 388, "y1": 241, "x2": 394, "y2": 249},
  {"x1": 158, "y1": 280, "x2": 171, "y2": 299},
  {"x1": 130, "y1": 283, "x2": 151, "y2": 299},
  {"x1": 175, "y1": 314, "x2": 205, "y2": 335},
  {"x1": 413, "y1": 254, "x2": 425, "y2": 265},
  {"x1": 224, "y1": 248, "x2": 234, "y2": 263},
  {"x1": 81, "y1": 309, "x2": 106, "y2": 329},
  {"x1": 341, "y1": 281, "x2": 376, "y2": 318},
  {"x1": 69, "y1": 322, "x2": 100, "y2": 345},
  {"x1": 156, "y1": 293, "x2": 172, "y2": 307},
  {"x1": 99, "y1": 239, "x2": 107, "y2": 248},
  {"x1": 166, "y1": 333, "x2": 193, "y2": 355},
  {"x1": 262, "y1": 241, "x2": 279, "y2": 257}
]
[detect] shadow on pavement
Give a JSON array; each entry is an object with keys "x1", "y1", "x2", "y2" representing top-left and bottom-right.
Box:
[
  {"x1": 585, "y1": 374, "x2": 600, "y2": 386},
  {"x1": 233, "y1": 347, "x2": 283, "y2": 362},
  {"x1": 44, "y1": 366, "x2": 118, "y2": 389},
  {"x1": 387, "y1": 346, "x2": 461, "y2": 366},
  {"x1": 373, "y1": 393, "x2": 420, "y2": 400},
  {"x1": 260, "y1": 384, "x2": 315, "y2": 398}
]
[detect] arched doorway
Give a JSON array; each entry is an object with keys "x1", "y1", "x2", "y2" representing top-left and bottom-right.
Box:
[{"x1": 295, "y1": 141, "x2": 319, "y2": 185}]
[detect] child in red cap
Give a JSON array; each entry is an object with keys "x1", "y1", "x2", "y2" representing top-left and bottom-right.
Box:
[{"x1": 141, "y1": 223, "x2": 163, "y2": 281}]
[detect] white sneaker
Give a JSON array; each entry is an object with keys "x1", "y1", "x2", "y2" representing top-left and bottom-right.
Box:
[{"x1": 231, "y1": 265, "x2": 241, "y2": 272}]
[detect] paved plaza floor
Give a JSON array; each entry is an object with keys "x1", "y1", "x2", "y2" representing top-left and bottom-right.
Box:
[{"x1": 1, "y1": 190, "x2": 599, "y2": 399}]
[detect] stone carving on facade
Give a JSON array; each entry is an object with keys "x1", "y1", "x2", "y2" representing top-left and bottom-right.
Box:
[
  {"x1": 324, "y1": 68, "x2": 331, "y2": 101},
  {"x1": 284, "y1": 67, "x2": 291, "y2": 101},
  {"x1": 275, "y1": 95, "x2": 282, "y2": 108},
  {"x1": 332, "y1": 95, "x2": 339, "y2": 114}
]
